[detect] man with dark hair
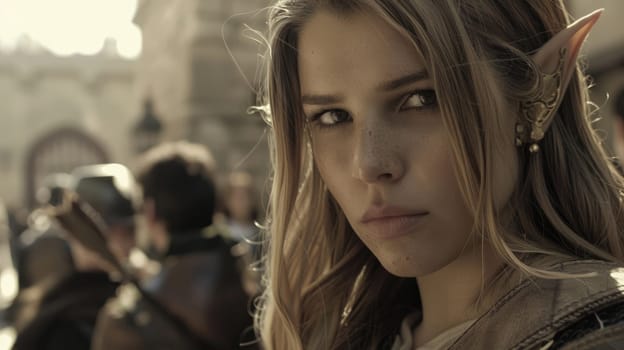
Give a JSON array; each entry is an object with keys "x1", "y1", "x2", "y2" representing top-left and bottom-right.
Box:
[
  {"x1": 135, "y1": 141, "x2": 217, "y2": 257},
  {"x1": 93, "y1": 142, "x2": 255, "y2": 350}
]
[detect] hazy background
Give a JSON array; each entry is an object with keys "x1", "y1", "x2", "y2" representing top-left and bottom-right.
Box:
[{"x1": 0, "y1": 0, "x2": 621, "y2": 211}]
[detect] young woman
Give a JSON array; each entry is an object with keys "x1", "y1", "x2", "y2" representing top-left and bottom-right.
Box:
[{"x1": 254, "y1": 1, "x2": 624, "y2": 349}]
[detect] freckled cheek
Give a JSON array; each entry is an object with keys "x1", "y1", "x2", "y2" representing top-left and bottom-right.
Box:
[
  {"x1": 311, "y1": 137, "x2": 353, "y2": 176},
  {"x1": 311, "y1": 137, "x2": 357, "y2": 214}
]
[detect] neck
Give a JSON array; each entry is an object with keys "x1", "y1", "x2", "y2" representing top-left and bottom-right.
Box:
[{"x1": 413, "y1": 241, "x2": 506, "y2": 346}]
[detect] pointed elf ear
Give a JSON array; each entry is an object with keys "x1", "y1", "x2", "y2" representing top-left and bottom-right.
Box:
[
  {"x1": 516, "y1": 9, "x2": 603, "y2": 152},
  {"x1": 532, "y1": 9, "x2": 603, "y2": 93}
]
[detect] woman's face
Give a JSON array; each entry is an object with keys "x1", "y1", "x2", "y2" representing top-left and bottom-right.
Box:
[{"x1": 297, "y1": 10, "x2": 517, "y2": 277}]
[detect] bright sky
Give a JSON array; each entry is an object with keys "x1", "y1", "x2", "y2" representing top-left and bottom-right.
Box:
[{"x1": 0, "y1": 0, "x2": 141, "y2": 58}]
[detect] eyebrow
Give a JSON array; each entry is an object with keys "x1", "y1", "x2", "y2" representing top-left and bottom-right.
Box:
[
  {"x1": 378, "y1": 70, "x2": 428, "y2": 91},
  {"x1": 301, "y1": 70, "x2": 429, "y2": 106}
]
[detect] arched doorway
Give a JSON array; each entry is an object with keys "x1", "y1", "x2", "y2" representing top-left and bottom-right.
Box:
[{"x1": 25, "y1": 128, "x2": 109, "y2": 208}]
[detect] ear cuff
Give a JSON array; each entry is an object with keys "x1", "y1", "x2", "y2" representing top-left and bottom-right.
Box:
[{"x1": 515, "y1": 48, "x2": 567, "y2": 153}]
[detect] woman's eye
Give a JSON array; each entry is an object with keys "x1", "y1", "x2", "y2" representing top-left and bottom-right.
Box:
[
  {"x1": 311, "y1": 109, "x2": 351, "y2": 127},
  {"x1": 401, "y1": 90, "x2": 437, "y2": 110}
]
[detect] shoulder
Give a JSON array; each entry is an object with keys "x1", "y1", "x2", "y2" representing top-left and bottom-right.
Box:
[
  {"x1": 449, "y1": 260, "x2": 624, "y2": 350},
  {"x1": 546, "y1": 299, "x2": 624, "y2": 349},
  {"x1": 539, "y1": 260, "x2": 624, "y2": 313},
  {"x1": 539, "y1": 260, "x2": 624, "y2": 349},
  {"x1": 166, "y1": 226, "x2": 231, "y2": 256}
]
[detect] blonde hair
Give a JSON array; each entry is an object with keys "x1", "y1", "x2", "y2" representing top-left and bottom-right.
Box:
[{"x1": 255, "y1": 0, "x2": 624, "y2": 349}]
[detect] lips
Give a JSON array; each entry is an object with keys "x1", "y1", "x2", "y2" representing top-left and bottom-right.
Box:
[{"x1": 361, "y1": 206, "x2": 429, "y2": 239}]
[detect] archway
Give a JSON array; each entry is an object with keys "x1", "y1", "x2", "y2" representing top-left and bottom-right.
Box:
[{"x1": 25, "y1": 128, "x2": 109, "y2": 208}]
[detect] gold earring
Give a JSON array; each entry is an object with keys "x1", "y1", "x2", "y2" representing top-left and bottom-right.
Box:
[{"x1": 515, "y1": 48, "x2": 567, "y2": 153}]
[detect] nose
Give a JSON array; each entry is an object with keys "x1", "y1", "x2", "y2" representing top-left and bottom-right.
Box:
[{"x1": 351, "y1": 124, "x2": 405, "y2": 184}]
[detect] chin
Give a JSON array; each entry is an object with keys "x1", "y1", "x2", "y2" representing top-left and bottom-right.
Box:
[
  {"x1": 380, "y1": 262, "x2": 446, "y2": 278},
  {"x1": 374, "y1": 247, "x2": 460, "y2": 278}
]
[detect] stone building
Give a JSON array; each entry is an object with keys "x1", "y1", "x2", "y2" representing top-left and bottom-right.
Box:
[
  {"x1": 134, "y1": 0, "x2": 273, "y2": 190},
  {"x1": 0, "y1": 43, "x2": 137, "y2": 208},
  {"x1": 0, "y1": 0, "x2": 275, "y2": 209}
]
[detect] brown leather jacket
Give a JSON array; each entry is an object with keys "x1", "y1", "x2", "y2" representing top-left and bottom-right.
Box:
[
  {"x1": 12, "y1": 271, "x2": 118, "y2": 350},
  {"x1": 91, "y1": 234, "x2": 257, "y2": 350},
  {"x1": 448, "y1": 260, "x2": 624, "y2": 350}
]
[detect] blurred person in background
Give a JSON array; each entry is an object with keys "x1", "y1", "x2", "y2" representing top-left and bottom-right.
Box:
[
  {"x1": 70, "y1": 164, "x2": 137, "y2": 267},
  {"x1": 5, "y1": 208, "x2": 29, "y2": 269},
  {"x1": 92, "y1": 142, "x2": 256, "y2": 350},
  {"x1": 0, "y1": 198, "x2": 18, "y2": 311},
  {"x1": 5, "y1": 209, "x2": 28, "y2": 248},
  {"x1": 134, "y1": 142, "x2": 221, "y2": 260},
  {"x1": 220, "y1": 171, "x2": 261, "y2": 244},
  {"x1": 217, "y1": 171, "x2": 264, "y2": 304},
  {"x1": 11, "y1": 163, "x2": 137, "y2": 350},
  {"x1": 13, "y1": 174, "x2": 75, "y2": 292}
]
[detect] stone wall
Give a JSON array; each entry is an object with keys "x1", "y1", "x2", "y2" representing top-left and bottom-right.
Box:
[
  {"x1": 134, "y1": 0, "x2": 272, "y2": 191},
  {"x1": 0, "y1": 51, "x2": 136, "y2": 207}
]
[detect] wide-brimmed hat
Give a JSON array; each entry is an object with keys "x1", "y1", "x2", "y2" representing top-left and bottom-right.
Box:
[{"x1": 71, "y1": 163, "x2": 137, "y2": 227}]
